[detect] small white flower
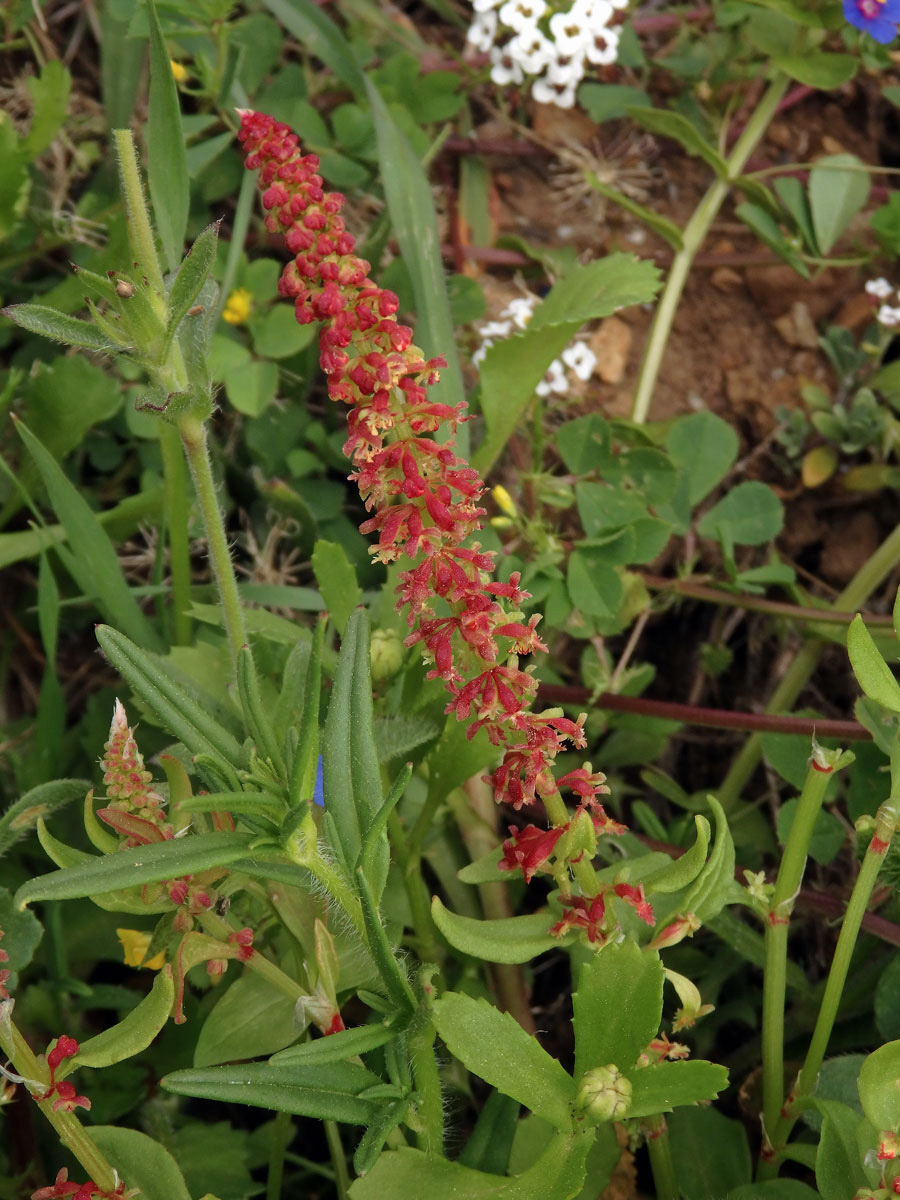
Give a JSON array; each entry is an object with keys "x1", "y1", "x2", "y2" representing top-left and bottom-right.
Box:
[
  {"x1": 877, "y1": 304, "x2": 900, "y2": 328},
  {"x1": 506, "y1": 27, "x2": 555, "y2": 73},
  {"x1": 866, "y1": 278, "x2": 894, "y2": 299},
  {"x1": 501, "y1": 296, "x2": 538, "y2": 328},
  {"x1": 499, "y1": 0, "x2": 547, "y2": 31},
  {"x1": 562, "y1": 342, "x2": 597, "y2": 380},
  {"x1": 532, "y1": 73, "x2": 579, "y2": 107},
  {"x1": 480, "y1": 319, "x2": 514, "y2": 339},
  {"x1": 548, "y1": 8, "x2": 591, "y2": 54},
  {"x1": 536, "y1": 358, "x2": 569, "y2": 396},
  {"x1": 473, "y1": 0, "x2": 503, "y2": 13},
  {"x1": 490, "y1": 44, "x2": 525, "y2": 84},
  {"x1": 467, "y1": 10, "x2": 499, "y2": 50},
  {"x1": 584, "y1": 24, "x2": 620, "y2": 64},
  {"x1": 584, "y1": 0, "x2": 614, "y2": 25},
  {"x1": 544, "y1": 54, "x2": 586, "y2": 85}
]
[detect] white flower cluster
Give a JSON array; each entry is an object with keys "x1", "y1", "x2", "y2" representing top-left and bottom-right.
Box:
[
  {"x1": 866, "y1": 277, "x2": 900, "y2": 327},
  {"x1": 473, "y1": 293, "x2": 597, "y2": 395},
  {"x1": 467, "y1": 0, "x2": 626, "y2": 108}
]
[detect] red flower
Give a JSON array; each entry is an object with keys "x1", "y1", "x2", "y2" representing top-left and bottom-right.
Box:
[
  {"x1": 613, "y1": 883, "x2": 655, "y2": 925},
  {"x1": 499, "y1": 824, "x2": 566, "y2": 883},
  {"x1": 50, "y1": 1080, "x2": 91, "y2": 1113},
  {"x1": 550, "y1": 894, "x2": 608, "y2": 944}
]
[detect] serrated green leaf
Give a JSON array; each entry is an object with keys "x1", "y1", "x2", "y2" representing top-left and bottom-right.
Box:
[
  {"x1": 349, "y1": 1130, "x2": 593, "y2": 1200},
  {"x1": 433, "y1": 991, "x2": 576, "y2": 1129},
  {"x1": 431, "y1": 897, "x2": 562, "y2": 963},
  {"x1": 162, "y1": 1060, "x2": 382, "y2": 1123},
  {"x1": 15, "y1": 832, "x2": 256, "y2": 907},
  {"x1": 573, "y1": 943, "x2": 664, "y2": 1077},
  {"x1": 624, "y1": 1059, "x2": 728, "y2": 1118}
]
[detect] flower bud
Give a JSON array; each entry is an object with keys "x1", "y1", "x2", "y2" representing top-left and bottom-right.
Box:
[
  {"x1": 370, "y1": 628, "x2": 404, "y2": 681},
  {"x1": 575, "y1": 1064, "x2": 632, "y2": 1123}
]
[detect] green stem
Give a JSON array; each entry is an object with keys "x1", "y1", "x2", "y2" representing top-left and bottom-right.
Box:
[
  {"x1": 409, "y1": 1017, "x2": 444, "y2": 1155},
  {"x1": 197, "y1": 909, "x2": 305, "y2": 1004},
  {"x1": 767, "y1": 799, "x2": 900, "y2": 1166},
  {"x1": 266, "y1": 1109, "x2": 293, "y2": 1200},
  {"x1": 324, "y1": 1119, "x2": 351, "y2": 1200},
  {"x1": 630, "y1": 73, "x2": 789, "y2": 425},
  {"x1": 760, "y1": 760, "x2": 837, "y2": 1148},
  {"x1": 177, "y1": 414, "x2": 246, "y2": 665},
  {"x1": 0, "y1": 1017, "x2": 121, "y2": 1191},
  {"x1": 645, "y1": 1117, "x2": 679, "y2": 1200},
  {"x1": 113, "y1": 129, "x2": 166, "y2": 297},
  {"x1": 159, "y1": 422, "x2": 193, "y2": 645},
  {"x1": 719, "y1": 515, "x2": 900, "y2": 811}
]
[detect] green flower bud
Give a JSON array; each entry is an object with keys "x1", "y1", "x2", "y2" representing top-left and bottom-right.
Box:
[
  {"x1": 575, "y1": 1064, "x2": 632, "y2": 1123},
  {"x1": 370, "y1": 628, "x2": 404, "y2": 681}
]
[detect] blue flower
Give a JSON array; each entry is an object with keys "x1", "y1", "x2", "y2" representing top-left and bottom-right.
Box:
[
  {"x1": 844, "y1": 0, "x2": 900, "y2": 42},
  {"x1": 312, "y1": 755, "x2": 325, "y2": 808}
]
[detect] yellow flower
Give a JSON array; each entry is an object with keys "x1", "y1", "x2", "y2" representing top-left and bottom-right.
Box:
[
  {"x1": 492, "y1": 484, "x2": 517, "y2": 519},
  {"x1": 116, "y1": 928, "x2": 166, "y2": 970},
  {"x1": 223, "y1": 287, "x2": 253, "y2": 325},
  {"x1": 170, "y1": 59, "x2": 188, "y2": 83}
]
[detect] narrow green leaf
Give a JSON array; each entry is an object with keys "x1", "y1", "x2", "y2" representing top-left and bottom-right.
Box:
[
  {"x1": 0, "y1": 779, "x2": 86, "y2": 858},
  {"x1": 624, "y1": 1059, "x2": 729, "y2": 1118},
  {"x1": 683, "y1": 796, "x2": 735, "y2": 921},
  {"x1": 773, "y1": 175, "x2": 820, "y2": 257},
  {"x1": 365, "y1": 80, "x2": 466, "y2": 450},
  {"x1": 95, "y1": 625, "x2": 244, "y2": 765},
  {"x1": 642, "y1": 815, "x2": 710, "y2": 894},
  {"x1": 457, "y1": 1091, "x2": 521, "y2": 1174},
  {"x1": 433, "y1": 991, "x2": 576, "y2": 1130},
  {"x1": 573, "y1": 943, "x2": 664, "y2": 1078},
  {"x1": 734, "y1": 202, "x2": 811, "y2": 278},
  {"x1": 808, "y1": 154, "x2": 871, "y2": 256},
  {"x1": 14, "y1": 420, "x2": 163, "y2": 649},
  {"x1": 2, "y1": 303, "x2": 119, "y2": 351},
  {"x1": 584, "y1": 173, "x2": 683, "y2": 250},
  {"x1": 271, "y1": 1021, "x2": 399, "y2": 1066},
  {"x1": 261, "y1": 0, "x2": 366, "y2": 96},
  {"x1": 353, "y1": 1098, "x2": 413, "y2": 1177},
  {"x1": 165, "y1": 220, "x2": 220, "y2": 348},
  {"x1": 177, "y1": 791, "x2": 285, "y2": 821},
  {"x1": 146, "y1": 0, "x2": 189, "y2": 272},
  {"x1": 15, "y1": 831, "x2": 256, "y2": 907},
  {"x1": 66, "y1": 966, "x2": 175, "y2": 1071},
  {"x1": 624, "y1": 106, "x2": 728, "y2": 178},
  {"x1": 432, "y1": 897, "x2": 562, "y2": 962},
  {"x1": 311, "y1": 539, "x2": 362, "y2": 635},
  {"x1": 162, "y1": 1060, "x2": 381, "y2": 1124},
  {"x1": 848, "y1": 614, "x2": 900, "y2": 715},
  {"x1": 91, "y1": 1127, "x2": 191, "y2": 1200},
  {"x1": 237, "y1": 646, "x2": 287, "y2": 778}
]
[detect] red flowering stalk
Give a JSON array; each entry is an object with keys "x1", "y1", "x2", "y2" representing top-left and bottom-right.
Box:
[
  {"x1": 98, "y1": 699, "x2": 172, "y2": 841},
  {"x1": 237, "y1": 111, "x2": 618, "y2": 828}
]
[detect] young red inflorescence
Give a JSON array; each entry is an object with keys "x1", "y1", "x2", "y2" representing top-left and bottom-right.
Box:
[{"x1": 237, "y1": 110, "x2": 620, "y2": 839}]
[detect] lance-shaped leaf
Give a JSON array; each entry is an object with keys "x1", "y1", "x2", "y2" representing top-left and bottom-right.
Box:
[
  {"x1": 682, "y1": 796, "x2": 736, "y2": 922},
  {"x1": 322, "y1": 608, "x2": 388, "y2": 897},
  {"x1": 641, "y1": 814, "x2": 710, "y2": 894},
  {"x1": 623, "y1": 1059, "x2": 729, "y2": 1119},
  {"x1": 61, "y1": 966, "x2": 175, "y2": 1073},
  {"x1": 2, "y1": 303, "x2": 121, "y2": 351},
  {"x1": 164, "y1": 220, "x2": 220, "y2": 350},
  {"x1": 95, "y1": 625, "x2": 244, "y2": 766},
  {"x1": 14, "y1": 421, "x2": 163, "y2": 650},
  {"x1": 145, "y1": 0, "x2": 188, "y2": 272},
  {"x1": 848, "y1": 613, "x2": 900, "y2": 715},
  {"x1": 433, "y1": 991, "x2": 576, "y2": 1130},
  {"x1": 15, "y1": 831, "x2": 256, "y2": 907},
  {"x1": 162, "y1": 1060, "x2": 382, "y2": 1124},
  {"x1": 271, "y1": 1020, "x2": 400, "y2": 1066}
]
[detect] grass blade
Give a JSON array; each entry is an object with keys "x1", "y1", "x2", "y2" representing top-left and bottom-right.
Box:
[{"x1": 146, "y1": 0, "x2": 189, "y2": 272}]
